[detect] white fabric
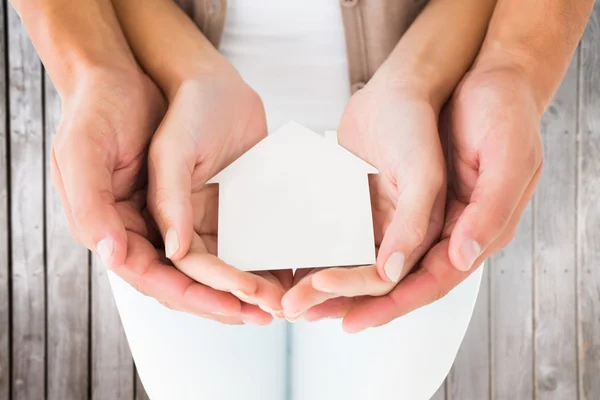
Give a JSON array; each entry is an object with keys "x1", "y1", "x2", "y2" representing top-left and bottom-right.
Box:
[
  {"x1": 109, "y1": 2, "x2": 484, "y2": 399},
  {"x1": 219, "y1": 0, "x2": 350, "y2": 133}
]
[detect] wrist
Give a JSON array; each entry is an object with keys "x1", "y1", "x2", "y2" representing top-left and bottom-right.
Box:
[
  {"x1": 472, "y1": 46, "x2": 551, "y2": 114},
  {"x1": 161, "y1": 56, "x2": 238, "y2": 102},
  {"x1": 475, "y1": 0, "x2": 594, "y2": 113},
  {"x1": 14, "y1": 0, "x2": 138, "y2": 96},
  {"x1": 369, "y1": 66, "x2": 445, "y2": 115}
]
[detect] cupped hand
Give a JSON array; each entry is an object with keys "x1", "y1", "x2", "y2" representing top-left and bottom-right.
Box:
[
  {"x1": 52, "y1": 66, "x2": 266, "y2": 325},
  {"x1": 319, "y1": 68, "x2": 544, "y2": 332},
  {"x1": 147, "y1": 70, "x2": 292, "y2": 319},
  {"x1": 51, "y1": 66, "x2": 164, "y2": 269},
  {"x1": 282, "y1": 80, "x2": 447, "y2": 320}
]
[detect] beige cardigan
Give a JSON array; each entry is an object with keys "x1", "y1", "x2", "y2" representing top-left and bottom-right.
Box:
[{"x1": 174, "y1": 0, "x2": 429, "y2": 92}]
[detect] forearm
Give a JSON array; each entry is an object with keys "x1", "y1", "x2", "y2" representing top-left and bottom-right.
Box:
[
  {"x1": 11, "y1": 0, "x2": 137, "y2": 95},
  {"x1": 475, "y1": 0, "x2": 594, "y2": 111},
  {"x1": 111, "y1": 0, "x2": 233, "y2": 101},
  {"x1": 374, "y1": 0, "x2": 496, "y2": 112}
]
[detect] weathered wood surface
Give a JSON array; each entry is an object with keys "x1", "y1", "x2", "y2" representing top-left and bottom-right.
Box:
[
  {"x1": 578, "y1": 3, "x2": 600, "y2": 399},
  {"x1": 533, "y1": 47, "x2": 579, "y2": 400},
  {"x1": 44, "y1": 75, "x2": 91, "y2": 400},
  {"x1": 447, "y1": 268, "x2": 491, "y2": 400},
  {"x1": 0, "y1": 0, "x2": 9, "y2": 398},
  {"x1": 7, "y1": 4, "x2": 46, "y2": 400},
  {"x1": 1, "y1": 2, "x2": 600, "y2": 400},
  {"x1": 491, "y1": 201, "x2": 535, "y2": 399}
]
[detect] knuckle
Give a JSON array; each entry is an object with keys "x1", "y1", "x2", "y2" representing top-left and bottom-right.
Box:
[
  {"x1": 52, "y1": 136, "x2": 70, "y2": 165},
  {"x1": 433, "y1": 286, "x2": 451, "y2": 302},
  {"x1": 71, "y1": 190, "x2": 114, "y2": 227},
  {"x1": 432, "y1": 170, "x2": 445, "y2": 191},
  {"x1": 70, "y1": 206, "x2": 93, "y2": 231},
  {"x1": 524, "y1": 136, "x2": 543, "y2": 173},
  {"x1": 497, "y1": 224, "x2": 519, "y2": 250},
  {"x1": 180, "y1": 281, "x2": 195, "y2": 303},
  {"x1": 427, "y1": 163, "x2": 446, "y2": 191},
  {"x1": 504, "y1": 222, "x2": 519, "y2": 242},
  {"x1": 148, "y1": 135, "x2": 164, "y2": 160},
  {"x1": 159, "y1": 300, "x2": 176, "y2": 311},
  {"x1": 401, "y1": 220, "x2": 428, "y2": 251},
  {"x1": 425, "y1": 269, "x2": 451, "y2": 303},
  {"x1": 65, "y1": 221, "x2": 82, "y2": 244},
  {"x1": 489, "y1": 204, "x2": 512, "y2": 232},
  {"x1": 133, "y1": 283, "x2": 149, "y2": 297},
  {"x1": 150, "y1": 187, "x2": 175, "y2": 221}
]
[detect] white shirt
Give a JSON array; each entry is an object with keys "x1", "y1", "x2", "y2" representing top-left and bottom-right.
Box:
[{"x1": 219, "y1": 0, "x2": 351, "y2": 133}]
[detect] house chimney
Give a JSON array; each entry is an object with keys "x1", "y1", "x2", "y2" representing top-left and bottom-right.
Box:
[{"x1": 325, "y1": 130, "x2": 338, "y2": 144}]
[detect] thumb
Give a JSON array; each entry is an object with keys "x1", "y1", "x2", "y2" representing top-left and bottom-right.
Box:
[
  {"x1": 52, "y1": 136, "x2": 127, "y2": 270},
  {"x1": 147, "y1": 112, "x2": 195, "y2": 261},
  {"x1": 449, "y1": 144, "x2": 542, "y2": 271},
  {"x1": 376, "y1": 170, "x2": 444, "y2": 283}
]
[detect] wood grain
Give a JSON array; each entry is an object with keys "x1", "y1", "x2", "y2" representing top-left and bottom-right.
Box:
[
  {"x1": 533, "y1": 49, "x2": 579, "y2": 400},
  {"x1": 448, "y1": 267, "x2": 490, "y2": 400},
  {"x1": 44, "y1": 74, "x2": 90, "y2": 400},
  {"x1": 91, "y1": 255, "x2": 134, "y2": 400},
  {"x1": 491, "y1": 203, "x2": 534, "y2": 399},
  {"x1": 578, "y1": 3, "x2": 600, "y2": 399},
  {"x1": 0, "y1": 0, "x2": 10, "y2": 398},
  {"x1": 7, "y1": 4, "x2": 45, "y2": 399}
]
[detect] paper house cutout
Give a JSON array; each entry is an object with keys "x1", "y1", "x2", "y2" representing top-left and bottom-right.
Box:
[{"x1": 208, "y1": 121, "x2": 378, "y2": 271}]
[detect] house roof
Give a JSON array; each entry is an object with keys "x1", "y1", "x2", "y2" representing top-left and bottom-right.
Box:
[{"x1": 209, "y1": 121, "x2": 378, "y2": 184}]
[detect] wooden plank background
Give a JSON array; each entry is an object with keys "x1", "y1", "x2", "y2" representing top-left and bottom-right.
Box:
[{"x1": 0, "y1": 1, "x2": 599, "y2": 399}]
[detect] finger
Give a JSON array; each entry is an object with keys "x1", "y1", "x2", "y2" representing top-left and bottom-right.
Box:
[
  {"x1": 342, "y1": 239, "x2": 470, "y2": 333},
  {"x1": 303, "y1": 297, "x2": 356, "y2": 322},
  {"x1": 465, "y1": 163, "x2": 542, "y2": 265},
  {"x1": 114, "y1": 230, "x2": 241, "y2": 317},
  {"x1": 53, "y1": 133, "x2": 127, "y2": 269},
  {"x1": 197, "y1": 314, "x2": 244, "y2": 325},
  {"x1": 376, "y1": 169, "x2": 444, "y2": 283},
  {"x1": 147, "y1": 102, "x2": 197, "y2": 261},
  {"x1": 175, "y1": 234, "x2": 284, "y2": 313},
  {"x1": 240, "y1": 303, "x2": 274, "y2": 326},
  {"x1": 449, "y1": 140, "x2": 542, "y2": 271},
  {"x1": 311, "y1": 265, "x2": 395, "y2": 297},
  {"x1": 282, "y1": 271, "x2": 337, "y2": 320}
]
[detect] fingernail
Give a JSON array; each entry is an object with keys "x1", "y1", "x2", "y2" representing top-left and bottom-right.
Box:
[
  {"x1": 97, "y1": 238, "x2": 114, "y2": 268},
  {"x1": 165, "y1": 228, "x2": 179, "y2": 259},
  {"x1": 384, "y1": 252, "x2": 405, "y2": 282},
  {"x1": 259, "y1": 304, "x2": 283, "y2": 316},
  {"x1": 286, "y1": 310, "x2": 305, "y2": 322},
  {"x1": 273, "y1": 311, "x2": 285, "y2": 320},
  {"x1": 459, "y1": 239, "x2": 481, "y2": 271},
  {"x1": 232, "y1": 290, "x2": 256, "y2": 304}
]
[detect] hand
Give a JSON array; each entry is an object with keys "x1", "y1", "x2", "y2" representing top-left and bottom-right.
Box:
[
  {"x1": 282, "y1": 80, "x2": 447, "y2": 320},
  {"x1": 51, "y1": 66, "x2": 164, "y2": 269},
  {"x1": 147, "y1": 70, "x2": 292, "y2": 319},
  {"x1": 323, "y1": 68, "x2": 543, "y2": 332},
  {"x1": 52, "y1": 66, "x2": 264, "y2": 325}
]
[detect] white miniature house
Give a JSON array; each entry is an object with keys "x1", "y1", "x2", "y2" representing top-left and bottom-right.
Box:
[{"x1": 208, "y1": 121, "x2": 378, "y2": 271}]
